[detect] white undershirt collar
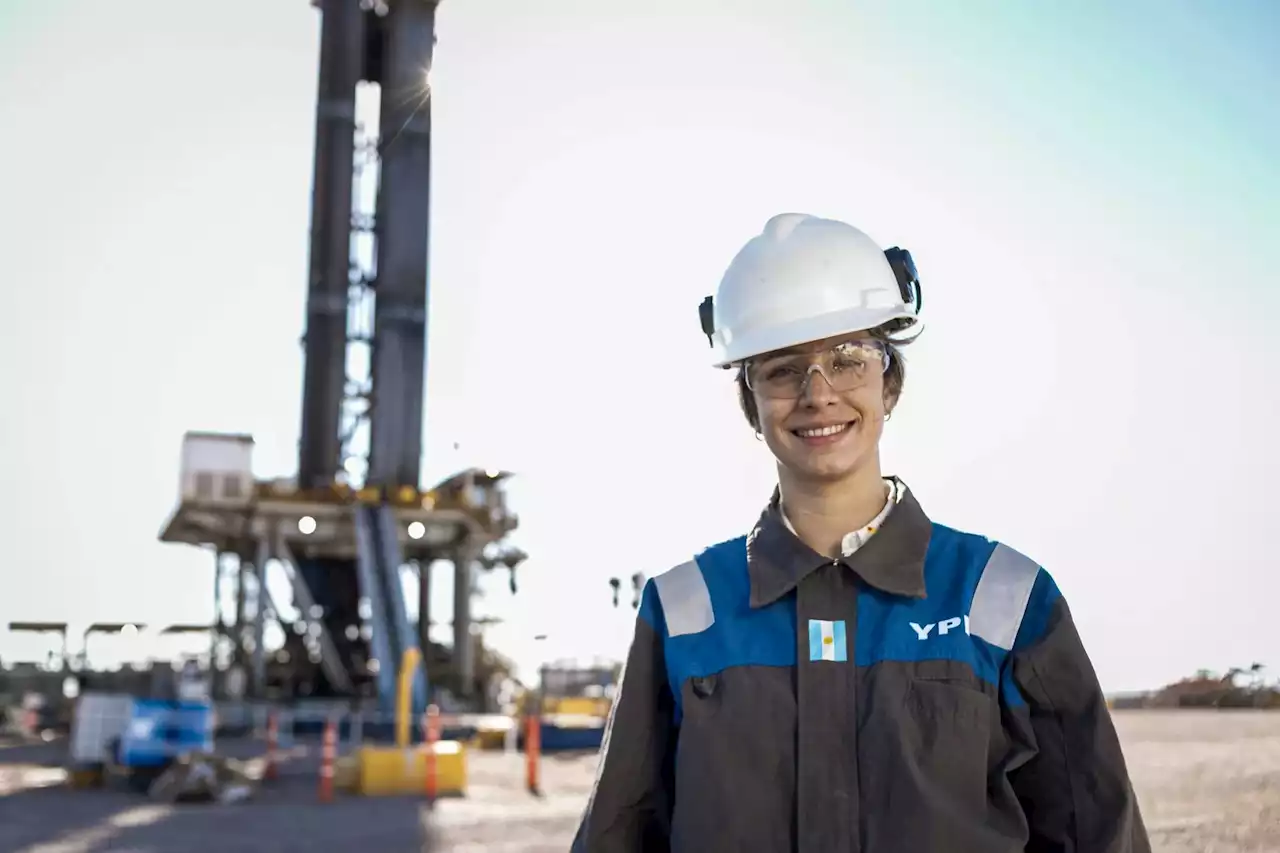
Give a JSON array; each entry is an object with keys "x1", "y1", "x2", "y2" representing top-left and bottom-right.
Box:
[{"x1": 780, "y1": 478, "x2": 903, "y2": 557}]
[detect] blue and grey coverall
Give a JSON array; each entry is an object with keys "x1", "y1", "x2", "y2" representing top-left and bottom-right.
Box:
[{"x1": 571, "y1": 480, "x2": 1150, "y2": 852}]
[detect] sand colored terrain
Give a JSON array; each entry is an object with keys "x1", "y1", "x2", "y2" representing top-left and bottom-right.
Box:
[{"x1": 0, "y1": 709, "x2": 1275, "y2": 851}]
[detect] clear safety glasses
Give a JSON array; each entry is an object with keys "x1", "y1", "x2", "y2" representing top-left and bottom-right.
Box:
[{"x1": 744, "y1": 339, "x2": 889, "y2": 400}]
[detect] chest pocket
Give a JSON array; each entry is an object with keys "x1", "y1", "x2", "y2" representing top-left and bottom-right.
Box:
[
  {"x1": 862, "y1": 659, "x2": 996, "y2": 817},
  {"x1": 909, "y1": 664, "x2": 995, "y2": 809}
]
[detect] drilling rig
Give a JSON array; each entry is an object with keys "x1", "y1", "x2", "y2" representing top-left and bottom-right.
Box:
[{"x1": 158, "y1": 0, "x2": 518, "y2": 718}]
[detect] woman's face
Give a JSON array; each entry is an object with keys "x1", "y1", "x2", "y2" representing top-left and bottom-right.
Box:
[{"x1": 749, "y1": 333, "x2": 891, "y2": 485}]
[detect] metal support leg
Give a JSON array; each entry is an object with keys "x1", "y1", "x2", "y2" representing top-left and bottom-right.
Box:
[
  {"x1": 235, "y1": 553, "x2": 250, "y2": 677},
  {"x1": 453, "y1": 552, "x2": 474, "y2": 699},
  {"x1": 252, "y1": 539, "x2": 270, "y2": 700},
  {"x1": 212, "y1": 550, "x2": 224, "y2": 697},
  {"x1": 418, "y1": 558, "x2": 432, "y2": 662}
]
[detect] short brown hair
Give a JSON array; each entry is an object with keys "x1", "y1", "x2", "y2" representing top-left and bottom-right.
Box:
[{"x1": 735, "y1": 321, "x2": 920, "y2": 432}]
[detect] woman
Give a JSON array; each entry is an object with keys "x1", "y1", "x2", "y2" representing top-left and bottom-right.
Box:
[{"x1": 571, "y1": 213, "x2": 1149, "y2": 852}]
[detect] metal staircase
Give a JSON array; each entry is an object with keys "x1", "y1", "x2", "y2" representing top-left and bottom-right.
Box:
[
  {"x1": 354, "y1": 503, "x2": 425, "y2": 713},
  {"x1": 272, "y1": 531, "x2": 354, "y2": 695}
]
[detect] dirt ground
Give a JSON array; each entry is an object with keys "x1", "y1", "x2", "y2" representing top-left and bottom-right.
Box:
[
  {"x1": 0, "y1": 710, "x2": 1276, "y2": 851},
  {"x1": 1115, "y1": 710, "x2": 1280, "y2": 852}
]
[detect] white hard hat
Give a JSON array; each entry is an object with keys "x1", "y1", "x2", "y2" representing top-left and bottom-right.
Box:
[{"x1": 698, "y1": 213, "x2": 922, "y2": 368}]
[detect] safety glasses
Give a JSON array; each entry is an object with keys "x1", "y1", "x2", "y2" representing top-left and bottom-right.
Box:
[{"x1": 744, "y1": 339, "x2": 889, "y2": 400}]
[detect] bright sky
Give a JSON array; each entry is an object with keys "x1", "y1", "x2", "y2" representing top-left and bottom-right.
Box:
[{"x1": 0, "y1": 0, "x2": 1276, "y2": 693}]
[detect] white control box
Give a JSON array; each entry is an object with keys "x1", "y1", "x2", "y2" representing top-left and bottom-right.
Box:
[{"x1": 179, "y1": 431, "x2": 254, "y2": 505}]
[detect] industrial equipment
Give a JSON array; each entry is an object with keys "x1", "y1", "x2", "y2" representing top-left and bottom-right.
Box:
[{"x1": 157, "y1": 0, "x2": 521, "y2": 718}]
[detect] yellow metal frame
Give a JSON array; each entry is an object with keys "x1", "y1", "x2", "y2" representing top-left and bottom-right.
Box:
[{"x1": 396, "y1": 647, "x2": 421, "y2": 749}]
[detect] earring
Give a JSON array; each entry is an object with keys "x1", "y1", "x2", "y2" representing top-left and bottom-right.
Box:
[{"x1": 754, "y1": 430, "x2": 764, "y2": 441}]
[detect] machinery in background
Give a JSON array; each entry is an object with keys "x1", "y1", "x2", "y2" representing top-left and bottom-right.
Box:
[
  {"x1": 514, "y1": 661, "x2": 619, "y2": 753},
  {"x1": 156, "y1": 0, "x2": 522, "y2": 717},
  {"x1": 68, "y1": 692, "x2": 215, "y2": 793},
  {"x1": 538, "y1": 662, "x2": 618, "y2": 719},
  {"x1": 159, "y1": 433, "x2": 518, "y2": 715},
  {"x1": 0, "y1": 622, "x2": 219, "y2": 740},
  {"x1": 3, "y1": 0, "x2": 518, "y2": 735}
]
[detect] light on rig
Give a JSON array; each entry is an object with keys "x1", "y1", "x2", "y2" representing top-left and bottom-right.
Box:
[
  {"x1": 407, "y1": 521, "x2": 426, "y2": 540},
  {"x1": 299, "y1": 516, "x2": 317, "y2": 535}
]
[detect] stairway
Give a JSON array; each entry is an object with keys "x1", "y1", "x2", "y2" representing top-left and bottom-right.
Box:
[{"x1": 354, "y1": 504, "x2": 426, "y2": 713}]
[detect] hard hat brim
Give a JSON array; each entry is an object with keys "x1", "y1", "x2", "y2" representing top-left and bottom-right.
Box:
[{"x1": 711, "y1": 304, "x2": 916, "y2": 368}]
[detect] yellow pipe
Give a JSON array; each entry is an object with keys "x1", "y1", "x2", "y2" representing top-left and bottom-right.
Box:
[{"x1": 395, "y1": 647, "x2": 422, "y2": 749}]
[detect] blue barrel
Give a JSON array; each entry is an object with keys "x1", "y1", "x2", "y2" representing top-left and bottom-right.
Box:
[{"x1": 116, "y1": 699, "x2": 214, "y2": 768}]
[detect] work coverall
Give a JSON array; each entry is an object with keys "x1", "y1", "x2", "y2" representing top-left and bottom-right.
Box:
[{"x1": 571, "y1": 481, "x2": 1150, "y2": 852}]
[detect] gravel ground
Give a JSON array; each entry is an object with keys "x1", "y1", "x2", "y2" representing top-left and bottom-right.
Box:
[
  {"x1": 0, "y1": 710, "x2": 1276, "y2": 851},
  {"x1": 1117, "y1": 711, "x2": 1280, "y2": 852}
]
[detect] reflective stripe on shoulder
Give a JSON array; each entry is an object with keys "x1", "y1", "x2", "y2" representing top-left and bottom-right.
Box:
[
  {"x1": 653, "y1": 558, "x2": 715, "y2": 637},
  {"x1": 968, "y1": 543, "x2": 1040, "y2": 650}
]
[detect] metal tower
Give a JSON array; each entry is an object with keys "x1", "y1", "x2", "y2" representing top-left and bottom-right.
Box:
[
  {"x1": 290, "y1": 0, "x2": 438, "y2": 704},
  {"x1": 162, "y1": 0, "x2": 519, "y2": 717},
  {"x1": 299, "y1": 0, "x2": 436, "y2": 494}
]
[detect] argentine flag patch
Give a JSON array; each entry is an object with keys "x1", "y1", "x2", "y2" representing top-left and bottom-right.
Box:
[{"x1": 808, "y1": 619, "x2": 847, "y2": 662}]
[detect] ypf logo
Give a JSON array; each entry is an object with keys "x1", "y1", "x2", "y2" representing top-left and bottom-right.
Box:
[{"x1": 910, "y1": 615, "x2": 970, "y2": 641}]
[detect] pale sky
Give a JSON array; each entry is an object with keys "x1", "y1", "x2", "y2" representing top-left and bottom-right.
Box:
[{"x1": 0, "y1": 0, "x2": 1276, "y2": 693}]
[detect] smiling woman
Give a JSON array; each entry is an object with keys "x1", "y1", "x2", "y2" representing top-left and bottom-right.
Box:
[
  {"x1": 706, "y1": 214, "x2": 922, "y2": 537},
  {"x1": 570, "y1": 213, "x2": 1151, "y2": 853},
  {"x1": 735, "y1": 327, "x2": 916, "y2": 490}
]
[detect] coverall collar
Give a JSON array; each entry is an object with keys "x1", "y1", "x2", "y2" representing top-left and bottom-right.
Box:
[{"x1": 746, "y1": 476, "x2": 933, "y2": 607}]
